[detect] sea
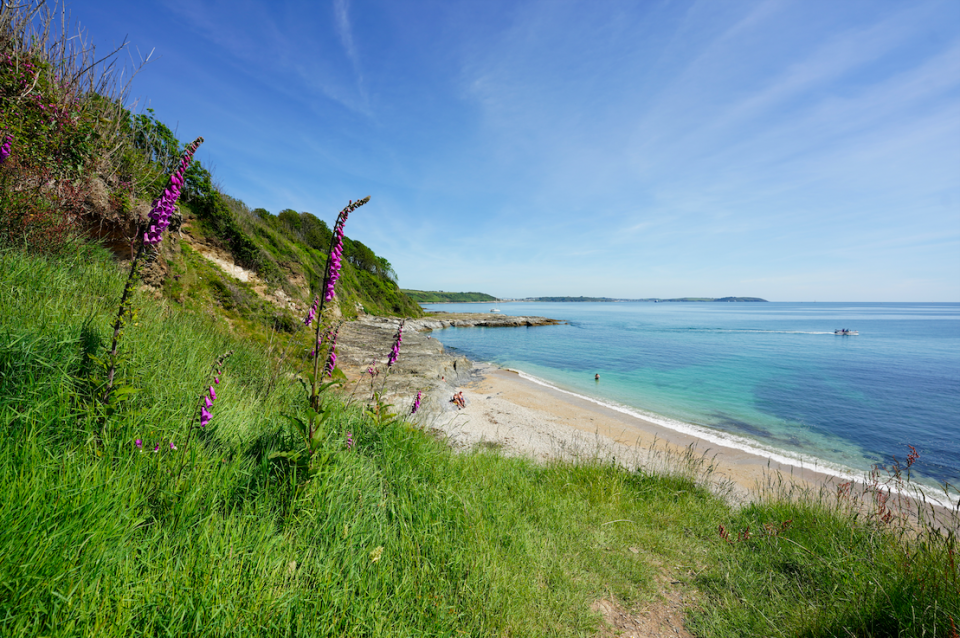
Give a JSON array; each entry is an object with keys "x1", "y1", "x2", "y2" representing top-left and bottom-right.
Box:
[{"x1": 422, "y1": 302, "x2": 960, "y2": 496}]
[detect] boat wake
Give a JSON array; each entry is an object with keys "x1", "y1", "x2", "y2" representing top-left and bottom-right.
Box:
[{"x1": 679, "y1": 328, "x2": 837, "y2": 335}]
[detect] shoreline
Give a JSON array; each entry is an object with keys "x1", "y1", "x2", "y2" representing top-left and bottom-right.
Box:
[
  {"x1": 339, "y1": 314, "x2": 958, "y2": 510},
  {"x1": 422, "y1": 363, "x2": 960, "y2": 516},
  {"x1": 420, "y1": 364, "x2": 841, "y2": 504}
]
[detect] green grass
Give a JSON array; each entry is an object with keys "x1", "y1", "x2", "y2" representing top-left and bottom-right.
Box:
[{"x1": 1, "y1": 244, "x2": 957, "y2": 637}]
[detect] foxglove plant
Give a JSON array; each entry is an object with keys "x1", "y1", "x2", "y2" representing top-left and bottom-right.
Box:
[
  {"x1": 143, "y1": 137, "x2": 203, "y2": 246},
  {"x1": 289, "y1": 197, "x2": 369, "y2": 463},
  {"x1": 324, "y1": 327, "x2": 339, "y2": 378},
  {"x1": 303, "y1": 297, "x2": 319, "y2": 327},
  {"x1": 387, "y1": 321, "x2": 403, "y2": 368},
  {"x1": 102, "y1": 137, "x2": 204, "y2": 407},
  {"x1": 411, "y1": 391, "x2": 422, "y2": 415},
  {"x1": 0, "y1": 135, "x2": 12, "y2": 164},
  {"x1": 177, "y1": 350, "x2": 232, "y2": 481},
  {"x1": 364, "y1": 320, "x2": 406, "y2": 428}
]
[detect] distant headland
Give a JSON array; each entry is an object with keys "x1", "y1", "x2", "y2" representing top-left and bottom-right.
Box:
[
  {"x1": 406, "y1": 291, "x2": 768, "y2": 303},
  {"x1": 402, "y1": 290, "x2": 497, "y2": 303}
]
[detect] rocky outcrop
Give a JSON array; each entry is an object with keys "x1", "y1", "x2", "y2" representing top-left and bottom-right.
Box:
[
  {"x1": 364, "y1": 312, "x2": 565, "y2": 333},
  {"x1": 334, "y1": 312, "x2": 564, "y2": 410},
  {"x1": 336, "y1": 317, "x2": 475, "y2": 407}
]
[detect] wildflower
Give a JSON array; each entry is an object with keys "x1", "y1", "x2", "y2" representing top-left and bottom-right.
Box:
[
  {"x1": 320, "y1": 197, "x2": 370, "y2": 303},
  {"x1": 135, "y1": 438, "x2": 143, "y2": 449},
  {"x1": 303, "y1": 296, "x2": 318, "y2": 326},
  {"x1": 154, "y1": 444, "x2": 160, "y2": 453},
  {"x1": 325, "y1": 328, "x2": 339, "y2": 377},
  {"x1": 346, "y1": 432, "x2": 354, "y2": 450},
  {"x1": 323, "y1": 220, "x2": 347, "y2": 302},
  {"x1": 411, "y1": 391, "x2": 422, "y2": 415},
  {"x1": 387, "y1": 321, "x2": 404, "y2": 367},
  {"x1": 144, "y1": 137, "x2": 203, "y2": 246},
  {"x1": 0, "y1": 135, "x2": 11, "y2": 164},
  {"x1": 199, "y1": 385, "x2": 216, "y2": 426},
  {"x1": 169, "y1": 442, "x2": 177, "y2": 451},
  {"x1": 196, "y1": 350, "x2": 230, "y2": 429}
]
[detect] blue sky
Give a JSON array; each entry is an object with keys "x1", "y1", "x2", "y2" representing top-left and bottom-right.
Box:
[{"x1": 69, "y1": 0, "x2": 959, "y2": 301}]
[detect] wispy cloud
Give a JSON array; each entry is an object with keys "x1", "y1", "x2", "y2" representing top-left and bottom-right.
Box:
[{"x1": 332, "y1": 0, "x2": 370, "y2": 115}]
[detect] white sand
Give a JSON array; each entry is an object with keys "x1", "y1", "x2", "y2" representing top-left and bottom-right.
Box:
[{"x1": 417, "y1": 365, "x2": 844, "y2": 504}]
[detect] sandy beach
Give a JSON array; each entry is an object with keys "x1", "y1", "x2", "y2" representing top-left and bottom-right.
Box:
[{"x1": 418, "y1": 364, "x2": 846, "y2": 504}]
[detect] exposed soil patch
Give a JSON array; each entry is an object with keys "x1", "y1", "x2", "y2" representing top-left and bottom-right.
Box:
[{"x1": 592, "y1": 572, "x2": 695, "y2": 638}]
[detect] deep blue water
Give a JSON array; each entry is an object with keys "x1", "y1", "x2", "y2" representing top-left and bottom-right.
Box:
[{"x1": 424, "y1": 302, "x2": 960, "y2": 488}]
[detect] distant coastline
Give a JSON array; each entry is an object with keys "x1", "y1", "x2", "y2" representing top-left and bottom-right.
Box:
[{"x1": 418, "y1": 296, "x2": 768, "y2": 303}]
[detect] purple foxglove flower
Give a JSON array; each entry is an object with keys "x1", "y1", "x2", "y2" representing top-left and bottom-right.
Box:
[
  {"x1": 209, "y1": 386, "x2": 216, "y2": 401},
  {"x1": 0, "y1": 135, "x2": 12, "y2": 164},
  {"x1": 214, "y1": 377, "x2": 219, "y2": 384},
  {"x1": 387, "y1": 321, "x2": 404, "y2": 367},
  {"x1": 324, "y1": 329, "x2": 339, "y2": 377},
  {"x1": 135, "y1": 438, "x2": 143, "y2": 449},
  {"x1": 143, "y1": 137, "x2": 203, "y2": 246},
  {"x1": 205, "y1": 396, "x2": 213, "y2": 409},
  {"x1": 411, "y1": 391, "x2": 422, "y2": 415},
  {"x1": 200, "y1": 406, "x2": 212, "y2": 427},
  {"x1": 303, "y1": 297, "x2": 318, "y2": 326}
]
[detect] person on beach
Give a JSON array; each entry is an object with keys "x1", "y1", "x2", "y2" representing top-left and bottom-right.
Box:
[{"x1": 595, "y1": 373, "x2": 599, "y2": 381}]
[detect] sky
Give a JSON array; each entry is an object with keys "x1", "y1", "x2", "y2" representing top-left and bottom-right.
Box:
[{"x1": 66, "y1": 0, "x2": 960, "y2": 301}]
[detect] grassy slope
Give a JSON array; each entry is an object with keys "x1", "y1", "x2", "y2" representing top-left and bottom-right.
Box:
[
  {"x1": 181, "y1": 195, "x2": 423, "y2": 321},
  {"x1": 1, "y1": 246, "x2": 957, "y2": 637}
]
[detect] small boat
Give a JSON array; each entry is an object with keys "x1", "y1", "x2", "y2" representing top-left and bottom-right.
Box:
[
  {"x1": 834, "y1": 329, "x2": 858, "y2": 336},
  {"x1": 490, "y1": 298, "x2": 501, "y2": 313}
]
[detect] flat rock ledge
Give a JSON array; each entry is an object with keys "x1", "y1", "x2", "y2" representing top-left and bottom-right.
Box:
[
  {"x1": 335, "y1": 313, "x2": 563, "y2": 414},
  {"x1": 406, "y1": 312, "x2": 565, "y2": 331}
]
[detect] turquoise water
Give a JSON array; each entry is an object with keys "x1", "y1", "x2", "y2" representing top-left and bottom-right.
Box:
[{"x1": 424, "y1": 302, "x2": 960, "y2": 489}]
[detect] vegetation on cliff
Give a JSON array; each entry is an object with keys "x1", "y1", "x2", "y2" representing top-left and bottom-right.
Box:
[
  {"x1": 0, "y1": 5, "x2": 420, "y2": 323},
  {"x1": 402, "y1": 289, "x2": 497, "y2": 303}
]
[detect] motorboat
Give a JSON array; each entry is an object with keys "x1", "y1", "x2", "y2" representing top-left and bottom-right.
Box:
[{"x1": 834, "y1": 329, "x2": 858, "y2": 336}]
